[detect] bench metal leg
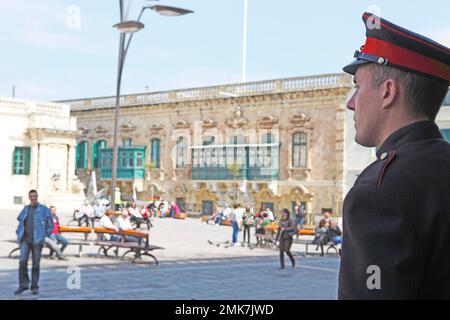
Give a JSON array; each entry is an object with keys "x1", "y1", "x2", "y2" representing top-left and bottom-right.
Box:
[
  {"x1": 8, "y1": 247, "x2": 20, "y2": 258},
  {"x1": 121, "y1": 249, "x2": 138, "y2": 261},
  {"x1": 132, "y1": 252, "x2": 158, "y2": 264},
  {"x1": 326, "y1": 245, "x2": 339, "y2": 255}
]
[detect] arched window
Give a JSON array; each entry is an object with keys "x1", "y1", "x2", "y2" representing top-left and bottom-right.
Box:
[
  {"x1": 150, "y1": 138, "x2": 161, "y2": 168},
  {"x1": 76, "y1": 141, "x2": 88, "y2": 169},
  {"x1": 292, "y1": 133, "x2": 307, "y2": 168},
  {"x1": 92, "y1": 140, "x2": 107, "y2": 169}
]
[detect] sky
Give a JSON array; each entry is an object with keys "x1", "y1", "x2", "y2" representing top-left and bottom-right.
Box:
[{"x1": 1, "y1": 0, "x2": 449, "y2": 101}]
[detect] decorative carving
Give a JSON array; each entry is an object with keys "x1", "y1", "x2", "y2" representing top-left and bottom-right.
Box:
[
  {"x1": 120, "y1": 122, "x2": 136, "y2": 134},
  {"x1": 51, "y1": 173, "x2": 61, "y2": 191},
  {"x1": 78, "y1": 126, "x2": 90, "y2": 137},
  {"x1": 290, "y1": 113, "x2": 311, "y2": 127},
  {"x1": 149, "y1": 123, "x2": 164, "y2": 135},
  {"x1": 94, "y1": 126, "x2": 108, "y2": 135},
  {"x1": 258, "y1": 115, "x2": 278, "y2": 129},
  {"x1": 289, "y1": 168, "x2": 312, "y2": 180},
  {"x1": 173, "y1": 167, "x2": 191, "y2": 180},
  {"x1": 146, "y1": 168, "x2": 164, "y2": 181},
  {"x1": 202, "y1": 118, "x2": 217, "y2": 129},
  {"x1": 174, "y1": 120, "x2": 190, "y2": 129},
  {"x1": 226, "y1": 105, "x2": 249, "y2": 129}
]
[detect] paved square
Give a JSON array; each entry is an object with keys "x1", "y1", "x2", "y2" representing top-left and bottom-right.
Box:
[{"x1": 0, "y1": 210, "x2": 340, "y2": 300}]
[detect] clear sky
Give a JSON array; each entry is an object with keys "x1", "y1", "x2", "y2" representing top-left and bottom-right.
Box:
[{"x1": 1, "y1": 0, "x2": 449, "y2": 101}]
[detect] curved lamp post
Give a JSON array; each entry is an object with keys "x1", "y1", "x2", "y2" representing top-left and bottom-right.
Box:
[{"x1": 111, "y1": 0, "x2": 193, "y2": 208}]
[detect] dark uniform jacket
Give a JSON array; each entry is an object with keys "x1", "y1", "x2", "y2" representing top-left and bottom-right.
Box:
[{"x1": 338, "y1": 121, "x2": 450, "y2": 299}]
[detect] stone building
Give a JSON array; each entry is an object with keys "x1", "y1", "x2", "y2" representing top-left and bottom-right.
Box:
[
  {"x1": 0, "y1": 97, "x2": 85, "y2": 212},
  {"x1": 65, "y1": 73, "x2": 359, "y2": 222},
  {"x1": 65, "y1": 74, "x2": 449, "y2": 221}
]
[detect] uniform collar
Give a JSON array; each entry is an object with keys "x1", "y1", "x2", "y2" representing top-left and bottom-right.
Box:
[{"x1": 376, "y1": 121, "x2": 443, "y2": 159}]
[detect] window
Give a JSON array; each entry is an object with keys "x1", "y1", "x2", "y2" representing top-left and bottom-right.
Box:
[
  {"x1": 151, "y1": 138, "x2": 161, "y2": 168},
  {"x1": 176, "y1": 137, "x2": 187, "y2": 168},
  {"x1": 92, "y1": 140, "x2": 107, "y2": 169},
  {"x1": 292, "y1": 133, "x2": 307, "y2": 168},
  {"x1": 260, "y1": 133, "x2": 276, "y2": 168},
  {"x1": 12, "y1": 147, "x2": 31, "y2": 175},
  {"x1": 441, "y1": 129, "x2": 450, "y2": 142},
  {"x1": 202, "y1": 136, "x2": 215, "y2": 167},
  {"x1": 123, "y1": 138, "x2": 132, "y2": 147},
  {"x1": 76, "y1": 141, "x2": 88, "y2": 169}
]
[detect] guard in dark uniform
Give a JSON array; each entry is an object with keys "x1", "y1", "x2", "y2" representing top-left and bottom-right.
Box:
[{"x1": 339, "y1": 12, "x2": 450, "y2": 299}]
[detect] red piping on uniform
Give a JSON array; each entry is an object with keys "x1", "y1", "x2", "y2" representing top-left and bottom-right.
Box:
[
  {"x1": 362, "y1": 37, "x2": 450, "y2": 82},
  {"x1": 377, "y1": 151, "x2": 396, "y2": 188},
  {"x1": 363, "y1": 12, "x2": 449, "y2": 54}
]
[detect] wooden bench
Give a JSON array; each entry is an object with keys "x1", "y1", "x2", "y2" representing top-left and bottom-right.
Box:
[
  {"x1": 93, "y1": 227, "x2": 164, "y2": 264},
  {"x1": 5, "y1": 226, "x2": 164, "y2": 264},
  {"x1": 292, "y1": 238, "x2": 341, "y2": 256},
  {"x1": 221, "y1": 219, "x2": 233, "y2": 226}
]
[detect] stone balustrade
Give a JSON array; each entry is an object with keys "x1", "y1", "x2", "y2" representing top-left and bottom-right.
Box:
[{"x1": 61, "y1": 73, "x2": 352, "y2": 111}]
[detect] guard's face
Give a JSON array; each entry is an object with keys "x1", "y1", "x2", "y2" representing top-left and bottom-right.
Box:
[{"x1": 347, "y1": 65, "x2": 382, "y2": 147}]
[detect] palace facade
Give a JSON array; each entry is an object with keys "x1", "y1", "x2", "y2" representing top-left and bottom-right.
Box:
[{"x1": 65, "y1": 73, "x2": 361, "y2": 222}]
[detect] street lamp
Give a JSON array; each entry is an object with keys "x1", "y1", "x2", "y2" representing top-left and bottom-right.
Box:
[{"x1": 110, "y1": 0, "x2": 193, "y2": 209}]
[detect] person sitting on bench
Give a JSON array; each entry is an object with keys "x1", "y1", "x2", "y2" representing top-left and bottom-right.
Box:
[
  {"x1": 48, "y1": 206, "x2": 69, "y2": 259},
  {"x1": 328, "y1": 220, "x2": 342, "y2": 244},
  {"x1": 99, "y1": 210, "x2": 120, "y2": 241},
  {"x1": 117, "y1": 209, "x2": 139, "y2": 242},
  {"x1": 128, "y1": 201, "x2": 144, "y2": 229},
  {"x1": 313, "y1": 219, "x2": 329, "y2": 256}
]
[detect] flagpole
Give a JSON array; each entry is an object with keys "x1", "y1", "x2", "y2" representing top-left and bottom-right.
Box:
[{"x1": 242, "y1": 0, "x2": 248, "y2": 83}]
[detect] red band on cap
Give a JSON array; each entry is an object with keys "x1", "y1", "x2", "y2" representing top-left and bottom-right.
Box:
[{"x1": 362, "y1": 37, "x2": 450, "y2": 82}]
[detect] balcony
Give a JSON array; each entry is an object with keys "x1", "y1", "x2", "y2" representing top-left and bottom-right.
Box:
[
  {"x1": 100, "y1": 146, "x2": 146, "y2": 180},
  {"x1": 191, "y1": 143, "x2": 280, "y2": 181}
]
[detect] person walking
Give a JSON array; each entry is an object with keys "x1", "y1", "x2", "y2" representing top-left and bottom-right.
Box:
[
  {"x1": 276, "y1": 209, "x2": 296, "y2": 270},
  {"x1": 15, "y1": 190, "x2": 53, "y2": 295},
  {"x1": 231, "y1": 204, "x2": 240, "y2": 247},
  {"x1": 242, "y1": 206, "x2": 254, "y2": 245}
]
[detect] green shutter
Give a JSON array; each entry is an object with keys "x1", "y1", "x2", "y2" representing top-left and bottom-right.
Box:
[
  {"x1": 92, "y1": 141, "x2": 98, "y2": 168},
  {"x1": 12, "y1": 147, "x2": 19, "y2": 174},
  {"x1": 23, "y1": 147, "x2": 30, "y2": 175},
  {"x1": 76, "y1": 142, "x2": 88, "y2": 169},
  {"x1": 12, "y1": 147, "x2": 30, "y2": 175},
  {"x1": 76, "y1": 143, "x2": 81, "y2": 169}
]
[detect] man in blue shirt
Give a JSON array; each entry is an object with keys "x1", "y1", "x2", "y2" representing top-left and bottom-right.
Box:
[{"x1": 15, "y1": 190, "x2": 53, "y2": 295}]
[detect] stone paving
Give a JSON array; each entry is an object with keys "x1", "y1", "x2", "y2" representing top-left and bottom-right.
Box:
[{"x1": 0, "y1": 208, "x2": 340, "y2": 300}]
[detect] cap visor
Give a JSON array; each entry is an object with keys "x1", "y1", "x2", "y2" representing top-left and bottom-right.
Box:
[{"x1": 343, "y1": 59, "x2": 371, "y2": 75}]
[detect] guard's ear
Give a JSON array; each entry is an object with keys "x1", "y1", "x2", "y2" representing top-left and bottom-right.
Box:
[{"x1": 380, "y1": 78, "x2": 399, "y2": 110}]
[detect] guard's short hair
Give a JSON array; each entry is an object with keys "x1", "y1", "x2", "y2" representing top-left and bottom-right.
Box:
[
  {"x1": 369, "y1": 64, "x2": 449, "y2": 121},
  {"x1": 28, "y1": 189, "x2": 38, "y2": 195}
]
